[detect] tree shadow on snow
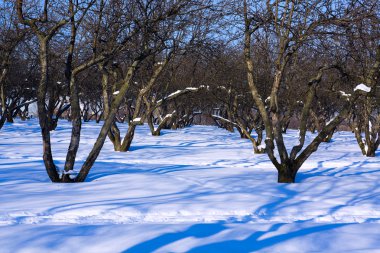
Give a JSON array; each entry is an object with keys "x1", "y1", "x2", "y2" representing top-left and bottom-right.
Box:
[
  {"x1": 296, "y1": 153, "x2": 380, "y2": 182},
  {"x1": 123, "y1": 221, "x2": 347, "y2": 253},
  {"x1": 86, "y1": 162, "x2": 213, "y2": 182}
]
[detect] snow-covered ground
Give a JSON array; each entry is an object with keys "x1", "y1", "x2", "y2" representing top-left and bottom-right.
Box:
[{"x1": 0, "y1": 119, "x2": 379, "y2": 252}]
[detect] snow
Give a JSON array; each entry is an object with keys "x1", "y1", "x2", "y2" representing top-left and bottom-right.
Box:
[
  {"x1": 156, "y1": 91, "x2": 181, "y2": 104},
  {"x1": 163, "y1": 111, "x2": 175, "y2": 119},
  {"x1": 185, "y1": 87, "x2": 198, "y2": 91},
  {"x1": 24, "y1": 99, "x2": 33, "y2": 103},
  {"x1": 199, "y1": 85, "x2": 210, "y2": 90},
  {"x1": 132, "y1": 117, "x2": 141, "y2": 122},
  {"x1": 167, "y1": 87, "x2": 197, "y2": 97},
  {"x1": 257, "y1": 143, "x2": 266, "y2": 150},
  {"x1": 326, "y1": 112, "x2": 339, "y2": 125},
  {"x1": 354, "y1": 83, "x2": 371, "y2": 93},
  {"x1": 167, "y1": 90, "x2": 182, "y2": 98},
  {"x1": 113, "y1": 91, "x2": 120, "y2": 95},
  {"x1": 0, "y1": 119, "x2": 379, "y2": 252},
  {"x1": 62, "y1": 169, "x2": 78, "y2": 179},
  {"x1": 339, "y1": 90, "x2": 351, "y2": 97}
]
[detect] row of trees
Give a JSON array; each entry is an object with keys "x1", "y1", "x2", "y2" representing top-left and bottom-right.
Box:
[{"x1": 0, "y1": 0, "x2": 379, "y2": 183}]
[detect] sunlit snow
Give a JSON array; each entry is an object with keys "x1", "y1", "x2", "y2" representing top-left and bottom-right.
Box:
[{"x1": 0, "y1": 120, "x2": 379, "y2": 252}]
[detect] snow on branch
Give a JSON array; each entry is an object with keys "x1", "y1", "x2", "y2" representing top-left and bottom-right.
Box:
[
  {"x1": 163, "y1": 110, "x2": 176, "y2": 119},
  {"x1": 131, "y1": 117, "x2": 144, "y2": 126},
  {"x1": 12, "y1": 99, "x2": 37, "y2": 111},
  {"x1": 339, "y1": 91, "x2": 351, "y2": 97},
  {"x1": 354, "y1": 84, "x2": 371, "y2": 93},
  {"x1": 211, "y1": 114, "x2": 237, "y2": 126},
  {"x1": 156, "y1": 87, "x2": 200, "y2": 106}
]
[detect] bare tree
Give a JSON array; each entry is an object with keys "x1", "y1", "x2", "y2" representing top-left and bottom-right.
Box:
[
  {"x1": 99, "y1": 0, "x2": 214, "y2": 151},
  {"x1": 243, "y1": 0, "x2": 380, "y2": 182},
  {"x1": 0, "y1": 1, "x2": 28, "y2": 129}
]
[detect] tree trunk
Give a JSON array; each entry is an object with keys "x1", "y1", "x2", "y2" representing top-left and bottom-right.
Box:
[
  {"x1": 322, "y1": 127, "x2": 335, "y2": 142},
  {"x1": 6, "y1": 113, "x2": 13, "y2": 123},
  {"x1": 100, "y1": 67, "x2": 122, "y2": 151},
  {"x1": 147, "y1": 112, "x2": 158, "y2": 135},
  {"x1": 109, "y1": 122, "x2": 122, "y2": 151},
  {"x1": 38, "y1": 40, "x2": 60, "y2": 182},
  {"x1": 366, "y1": 145, "x2": 376, "y2": 157},
  {"x1": 120, "y1": 124, "x2": 136, "y2": 151},
  {"x1": 278, "y1": 166, "x2": 297, "y2": 183},
  {"x1": 281, "y1": 115, "x2": 291, "y2": 133},
  {"x1": 0, "y1": 114, "x2": 6, "y2": 130},
  {"x1": 62, "y1": 74, "x2": 81, "y2": 182},
  {"x1": 0, "y1": 53, "x2": 10, "y2": 129}
]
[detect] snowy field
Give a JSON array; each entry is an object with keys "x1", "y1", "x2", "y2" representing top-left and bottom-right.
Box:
[{"x1": 0, "y1": 119, "x2": 379, "y2": 252}]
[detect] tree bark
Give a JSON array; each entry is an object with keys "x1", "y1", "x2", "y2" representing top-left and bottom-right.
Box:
[
  {"x1": 120, "y1": 124, "x2": 136, "y2": 151},
  {"x1": 38, "y1": 40, "x2": 60, "y2": 182}
]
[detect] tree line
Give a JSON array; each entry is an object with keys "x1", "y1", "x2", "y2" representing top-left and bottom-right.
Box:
[{"x1": 0, "y1": 0, "x2": 379, "y2": 183}]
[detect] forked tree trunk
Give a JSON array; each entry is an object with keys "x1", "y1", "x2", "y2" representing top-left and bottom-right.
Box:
[
  {"x1": 75, "y1": 59, "x2": 142, "y2": 182},
  {"x1": 102, "y1": 56, "x2": 170, "y2": 152},
  {"x1": 352, "y1": 123, "x2": 379, "y2": 157},
  {"x1": 252, "y1": 129, "x2": 265, "y2": 154},
  {"x1": 151, "y1": 112, "x2": 176, "y2": 136}
]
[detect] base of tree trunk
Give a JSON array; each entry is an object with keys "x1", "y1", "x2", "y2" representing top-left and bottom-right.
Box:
[
  {"x1": 120, "y1": 141, "x2": 132, "y2": 152},
  {"x1": 0, "y1": 116, "x2": 5, "y2": 130},
  {"x1": 6, "y1": 116, "x2": 13, "y2": 123},
  {"x1": 277, "y1": 169, "x2": 296, "y2": 183},
  {"x1": 253, "y1": 148, "x2": 266, "y2": 154},
  {"x1": 365, "y1": 150, "x2": 376, "y2": 157},
  {"x1": 61, "y1": 174, "x2": 75, "y2": 183}
]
